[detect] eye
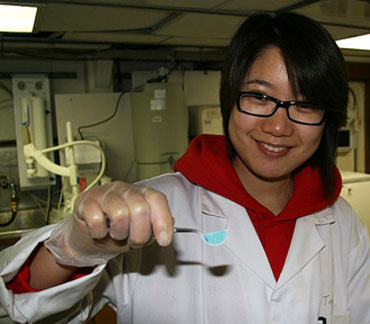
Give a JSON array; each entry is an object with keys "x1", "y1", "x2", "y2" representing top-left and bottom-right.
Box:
[
  {"x1": 249, "y1": 92, "x2": 269, "y2": 102},
  {"x1": 295, "y1": 102, "x2": 322, "y2": 111}
]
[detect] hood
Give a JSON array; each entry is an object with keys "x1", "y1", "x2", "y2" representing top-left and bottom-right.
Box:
[
  {"x1": 174, "y1": 134, "x2": 341, "y2": 218},
  {"x1": 174, "y1": 134, "x2": 342, "y2": 280}
]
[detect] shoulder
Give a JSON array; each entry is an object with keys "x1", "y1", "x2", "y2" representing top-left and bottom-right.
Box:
[
  {"x1": 137, "y1": 172, "x2": 197, "y2": 195},
  {"x1": 136, "y1": 172, "x2": 233, "y2": 218},
  {"x1": 331, "y1": 197, "x2": 367, "y2": 235},
  {"x1": 308, "y1": 197, "x2": 368, "y2": 256},
  {"x1": 136, "y1": 173, "x2": 203, "y2": 211},
  {"x1": 328, "y1": 197, "x2": 369, "y2": 255}
]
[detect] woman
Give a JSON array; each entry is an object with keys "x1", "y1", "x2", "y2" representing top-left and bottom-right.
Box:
[{"x1": 1, "y1": 12, "x2": 369, "y2": 324}]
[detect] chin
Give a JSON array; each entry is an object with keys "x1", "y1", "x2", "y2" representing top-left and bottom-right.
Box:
[{"x1": 251, "y1": 167, "x2": 293, "y2": 182}]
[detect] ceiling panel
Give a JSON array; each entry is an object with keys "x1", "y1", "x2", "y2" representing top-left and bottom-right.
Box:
[
  {"x1": 216, "y1": 0, "x2": 300, "y2": 11},
  {"x1": 160, "y1": 36, "x2": 230, "y2": 47},
  {"x1": 295, "y1": 0, "x2": 370, "y2": 32},
  {"x1": 323, "y1": 24, "x2": 369, "y2": 40},
  {"x1": 296, "y1": 0, "x2": 370, "y2": 18},
  {"x1": 120, "y1": 0, "x2": 227, "y2": 9},
  {"x1": 1, "y1": 0, "x2": 368, "y2": 62},
  {"x1": 62, "y1": 32, "x2": 169, "y2": 44},
  {"x1": 38, "y1": 3, "x2": 169, "y2": 31},
  {"x1": 154, "y1": 13, "x2": 245, "y2": 38},
  {"x1": 57, "y1": 0, "x2": 227, "y2": 10}
]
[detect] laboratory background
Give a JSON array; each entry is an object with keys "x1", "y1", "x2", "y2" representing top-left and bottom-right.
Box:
[{"x1": 0, "y1": 1, "x2": 369, "y2": 322}]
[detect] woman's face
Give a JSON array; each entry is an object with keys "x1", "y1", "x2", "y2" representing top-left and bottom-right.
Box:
[{"x1": 228, "y1": 46, "x2": 325, "y2": 182}]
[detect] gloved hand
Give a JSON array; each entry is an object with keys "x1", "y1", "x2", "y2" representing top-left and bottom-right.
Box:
[{"x1": 44, "y1": 181, "x2": 174, "y2": 267}]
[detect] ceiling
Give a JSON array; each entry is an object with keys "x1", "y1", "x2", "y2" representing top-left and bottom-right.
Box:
[{"x1": 1, "y1": 0, "x2": 370, "y2": 63}]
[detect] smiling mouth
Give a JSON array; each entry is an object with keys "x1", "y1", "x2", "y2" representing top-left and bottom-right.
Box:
[{"x1": 261, "y1": 142, "x2": 290, "y2": 153}]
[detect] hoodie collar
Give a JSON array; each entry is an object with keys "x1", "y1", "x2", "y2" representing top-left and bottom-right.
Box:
[{"x1": 174, "y1": 134, "x2": 342, "y2": 220}]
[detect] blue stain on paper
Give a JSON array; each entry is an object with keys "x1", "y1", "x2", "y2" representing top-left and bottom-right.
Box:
[{"x1": 203, "y1": 229, "x2": 228, "y2": 246}]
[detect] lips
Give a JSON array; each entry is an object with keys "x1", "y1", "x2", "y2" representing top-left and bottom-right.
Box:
[
  {"x1": 258, "y1": 141, "x2": 291, "y2": 155},
  {"x1": 261, "y1": 142, "x2": 286, "y2": 153}
]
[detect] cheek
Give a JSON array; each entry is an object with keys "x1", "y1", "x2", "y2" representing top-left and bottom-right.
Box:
[
  {"x1": 229, "y1": 113, "x2": 245, "y2": 148},
  {"x1": 228, "y1": 108, "x2": 254, "y2": 137}
]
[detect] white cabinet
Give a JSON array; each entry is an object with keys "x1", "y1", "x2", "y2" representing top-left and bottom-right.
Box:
[{"x1": 340, "y1": 171, "x2": 370, "y2": 231}]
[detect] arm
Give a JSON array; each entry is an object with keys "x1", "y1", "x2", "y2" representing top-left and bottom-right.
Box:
[
  {"x1": 0, "y1": 225, "x2": 106, "y2": 323},
  {"x1": 1, "y1": 180, "x2": 174, "y2": 323},
  {"x1": 29, "y1": 181, "x2": 174, "y2": 288},
  {"x1": 29, "y1": 245, "x2": 77, "y2": 289}
]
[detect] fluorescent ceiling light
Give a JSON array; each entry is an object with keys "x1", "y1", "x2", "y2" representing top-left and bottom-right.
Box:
[
  {"x1": 336, "y1": 33, "x2": 370, "y2": 51},
  {"x1": 0, "y1": 4, "x2": 37, "y2": 33}
]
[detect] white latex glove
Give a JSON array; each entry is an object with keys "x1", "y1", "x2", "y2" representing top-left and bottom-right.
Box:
[{"x1": 44, "y1": 181, "x2": 174, "y2": 267}]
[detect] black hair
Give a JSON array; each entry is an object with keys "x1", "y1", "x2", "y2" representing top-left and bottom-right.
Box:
[{"x1": 220, "y1": 11, "x2": 348, "y2": 199}]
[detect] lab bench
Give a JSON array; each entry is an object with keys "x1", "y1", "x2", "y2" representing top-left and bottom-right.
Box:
[{"x1": 0, "y1": 208, "x2": 47, "y2": 250}]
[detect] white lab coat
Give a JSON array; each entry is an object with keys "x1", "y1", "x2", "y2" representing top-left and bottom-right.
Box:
[{"x1": 0, "y1": 172, "x2": 369, "y2": 324}]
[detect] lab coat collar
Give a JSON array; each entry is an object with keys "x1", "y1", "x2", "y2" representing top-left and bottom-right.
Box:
[
  {"x1": 276, "y1": 215, "x2": 326, "y2": 290},
  {"x1": 226, "y1": 203, "x2": 277, "y2": 289},
  {"x1": 200, "y1": 189, "x2": 335, "y2": 291},
  {"x1": 276, "y1": 208, "x2": 335, "y2": 290},
  {"x1": 311, "y1": 208, "x2": 336, "y2": 225},
  {"x1": 200, "y1": 189, "x2": 276, "y2": 289}
]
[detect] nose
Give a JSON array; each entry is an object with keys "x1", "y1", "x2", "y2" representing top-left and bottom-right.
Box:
[{"x1": 261, "y1": 106, "x2": 294, "y2": 137}]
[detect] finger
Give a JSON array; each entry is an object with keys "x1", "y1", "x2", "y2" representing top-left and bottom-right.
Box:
[
  {"x1": 144, "y1": 189, "x2": 174, "y2": 246},
  {"x1": 123, "y1": 190, "x2": 152, "y2": 247},
  {"x1": 78, "y1": 197, "x2": 109, "y2": 239},
  {"x1": 74, "y1": 184, "x2": 111, "y2": 220},
  {"x1": 74, "y1": 183, "x2": 123, "y2": 240},
  {"x1": 100, "y1": 191, "x2": 130, "y2": 241}
]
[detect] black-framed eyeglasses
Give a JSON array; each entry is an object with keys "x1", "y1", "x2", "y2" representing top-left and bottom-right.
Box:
[{"x1": 237, "y1": 91, "x2": 325, "y2": 126}]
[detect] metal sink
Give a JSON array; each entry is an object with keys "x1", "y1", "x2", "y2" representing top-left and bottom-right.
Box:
[{"x1": 0, "y1": 208, "x2": 47, "y2": 240}]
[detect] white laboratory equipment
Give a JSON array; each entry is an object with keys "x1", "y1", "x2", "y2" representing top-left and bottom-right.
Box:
[
  {"x1": 340, "y1": 170, "x2": 370, "y2": 231},
  {"x1": 12, "y1": 75, "x2": 55, "y2": 189},
  {"x1": 23, "y1": 121, "x2": 106, "y2": 222},
  {"x1": 131, "y1": 83, "x2": 188, "y2": 180},
  {"x1": 188, "y1": 105, "x2": 223, "y2": 137}
]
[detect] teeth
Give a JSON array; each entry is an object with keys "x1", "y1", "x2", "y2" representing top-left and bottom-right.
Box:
[{"x1": 262, "y1": 143, "x2": 286, "y2": 153}]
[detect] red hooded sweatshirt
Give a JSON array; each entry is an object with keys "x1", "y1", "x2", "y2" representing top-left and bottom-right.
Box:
[{"x1": 174, "y1": 134, "x2": 342, "y2": 280}]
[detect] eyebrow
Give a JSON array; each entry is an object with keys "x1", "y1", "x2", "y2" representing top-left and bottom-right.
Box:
[{"x1": 243, "y1": 79, "x2": 273, "y2": 88}]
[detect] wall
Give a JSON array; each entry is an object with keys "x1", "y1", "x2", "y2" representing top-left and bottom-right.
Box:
[
  {"x1": 0, "y1": 58, "x2": 88, "y2": 143},
  {"x1": 0, "y1": 59, "x2": 221, "y2": 192},
  {"x1": 53, "y1": 70, "x2": 221, "y2": 183},
  {"x1": 54, "y1": 92, "x2": 136, "y2": 182}
]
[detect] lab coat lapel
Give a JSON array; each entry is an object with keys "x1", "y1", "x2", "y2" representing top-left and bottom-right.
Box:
[
  {"x1": 200, "y1": 190, "x2": 275, "y2": 289},
  {"x1": 276, "y1": 211, "x2": 334, "y2": 290},
  {"x1": 224, "y1": 202, "x2": 276, "y2": 289}
]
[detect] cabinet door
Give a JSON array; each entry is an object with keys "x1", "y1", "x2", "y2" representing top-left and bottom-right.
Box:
[{"x1": 341, "y1": 181, "x2": 370, "y2": 230}]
